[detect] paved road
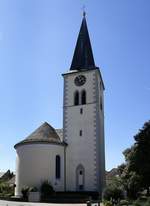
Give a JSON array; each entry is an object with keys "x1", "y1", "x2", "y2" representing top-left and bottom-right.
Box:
[
  {"x1": 0, "y1": 200, "x2": 104, "y2": 206},
  {"x1": 0, "y1": 200, "x2": 87, "y2": 206}
]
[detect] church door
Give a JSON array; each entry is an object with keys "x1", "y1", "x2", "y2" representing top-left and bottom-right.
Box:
[{"x1": 76, "y1": 165, "x2": 84, "y2": 191}]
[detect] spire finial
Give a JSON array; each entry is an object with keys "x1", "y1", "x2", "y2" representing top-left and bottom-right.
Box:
[{"x1": 82, "y1": 5, "x2": 86, "y2": 17}]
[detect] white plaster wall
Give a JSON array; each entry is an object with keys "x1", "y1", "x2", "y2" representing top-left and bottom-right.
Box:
[
  {"x1": 15, "y1": 144, "x2": 64, "y2": 197},
  {"x1": 63, "y1": 69, "x2": 105, "y2": 193}
]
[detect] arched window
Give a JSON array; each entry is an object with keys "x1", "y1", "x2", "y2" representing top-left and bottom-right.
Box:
[
  {"x1": 76, "y1": 164, "x2": 85, "y2": 191},
  {"x1": 56, "y1": 155, "x2": 61, "y2": 179},
  {"x1": 74, "y1": 91, "x2": 79, "y2": 105},
  {"x1": 81, "y1": 90, "x2": 86, "y2": 105}
]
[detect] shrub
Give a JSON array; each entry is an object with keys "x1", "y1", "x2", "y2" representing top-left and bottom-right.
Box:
[
  {"x1": 29, "y1": 186, "x2": 38, "y2": 192},
  {"x1": 132, "y1": 199, "x2": 142, "y2": 206},
  {"x1": 138, "y1": 196, "x2": 147, "y2": 201},
  {"x1": 21, "y1": 186, "x2": 29, "y2": 199},
  {"x1": 131, "y1": 197, "x2": 150, "y2": 206},
  {"x1": 144, "y1": 198, "x2": 150, "y2": 206},
  {"x1": 0, "y1": 182, "x2": 14, "y2": 197},
  {"x1": 120, "y1": 199, "x2": 129, "y2": 205},
  {"x1": 40, "y1": 181, "x2": 54, "y2": 199},
  {"x1": 103, "y1": 200, "x2": 113, "y2": 206},
  {"x1": 103, "y1": 185, "x2": 124, "y2": 204}
]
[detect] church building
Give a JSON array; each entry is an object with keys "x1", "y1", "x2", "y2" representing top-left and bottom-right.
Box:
[{"x1": 14, "y1": 13, "x2": 106, "y2": 197}]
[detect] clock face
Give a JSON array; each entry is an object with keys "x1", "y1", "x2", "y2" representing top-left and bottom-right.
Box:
[{"x1": 74, "y1": 75, "x2": 86, "y2": 86}]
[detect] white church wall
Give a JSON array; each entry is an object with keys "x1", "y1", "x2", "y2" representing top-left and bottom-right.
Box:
[
  {"x1": 15, "y1": 143, "x2": 64, "y2": 197},
  {"x1": 65, "y1": 103, "x2": 97, "y2": 191},
  {"x1": 94, "y1": 71, "x2": 106, "y2": 193},
  {"x1": 63, "y1": 69, "x2": 105, "y2": 192}
]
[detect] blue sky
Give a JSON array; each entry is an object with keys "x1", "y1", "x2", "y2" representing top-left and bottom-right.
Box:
[{"x1": 0, "y1": 0, "x2": 150, "y2": 172}]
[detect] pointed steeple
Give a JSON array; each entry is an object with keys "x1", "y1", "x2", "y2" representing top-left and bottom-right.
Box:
[{"x1": 70, "y1": 13, "x2": 96, "y2": 70}]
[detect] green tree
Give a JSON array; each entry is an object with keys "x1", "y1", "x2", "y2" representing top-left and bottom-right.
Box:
[
  {"x1": 118, "y1": 149, "x2": 142, "y2": 199},
  {"x1": 103, "y1": 182, "x2": 124, "y2": 204},
  {"x1": 130, "y1": 121, "x2": 150, "y2": 195},
  {"x1": 119, "y1": 167, "x2": 141, "y2": 199},
  {"x1": 118, "y1": 120, "x2": 150, "y2": 197}
]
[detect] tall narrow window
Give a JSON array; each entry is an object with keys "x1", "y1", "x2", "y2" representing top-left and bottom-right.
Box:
[
  {"x1": 79, "y1": 130, "x2": 82, "y2": 136},
  {"x1": 81, "y1": 90, "x2": 86, "y2": 105},
  {"x1": 80, "y1": 108, "x2": 83, "y2": 114},
  {"x1": 100, "y1": 97, "x2": 103, "y2": 111},
  {"x1": 74, "y1": 91, "x2": 79, "y2": 105},
  {"x1": 76, "y1": 164, "x2": 85, "y2": 191},
  {"x1": 56, "y1": 155, "x2": 61, "y2": 179}
]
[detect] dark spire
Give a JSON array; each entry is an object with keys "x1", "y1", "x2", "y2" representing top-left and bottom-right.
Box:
[{"x1": 70, "y1": 14, "x2": 96, "y2": 70}]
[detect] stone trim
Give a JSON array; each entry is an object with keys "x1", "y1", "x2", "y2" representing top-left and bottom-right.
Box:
[
  {"x1": 63, "y1": 76, "x2": 69, "y2": 142},
  {"x1": 63, "y1": 76, "x2": 69, "y2": 107},
  {"x1": 62, "y1": 67, "x2": 99, "y2": 76},
  {"x1": 92, "y1": 72, "x2": 99, "y2": 190},
  {"x1": 63, "y1": 101, "x2": 97, "y2": 108}
]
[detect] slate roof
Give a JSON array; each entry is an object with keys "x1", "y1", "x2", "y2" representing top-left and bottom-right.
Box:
[
  {"x1": 56, "y1": 129, "x2": 63, "y2": 141},
  {"x1": 14, "y1": 122, "x2": 65, "y2": 148},
  {"x1": 7, "y1": 175, "x2": 15, "y2": 185},
  {"x1": 70, "y1": 15, "x2": 96, "y2": 71}
]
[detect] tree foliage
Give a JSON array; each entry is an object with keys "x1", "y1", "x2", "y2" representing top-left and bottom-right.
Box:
[
  {"x1": 103, "y1": 182, "x2": 124, "y2": 204},
  {"x1": 0, "y1": 182, "x2": 14, "y2": 197},
  {"x1": 119, "y1": 120, "x2": 150, "y2": 198},
  {"x1": 119, "y1": 167, "x2": 141, "y2": 199},
  {"x1": 132, "y1": 121, "x2": 150, "y2": 194}
]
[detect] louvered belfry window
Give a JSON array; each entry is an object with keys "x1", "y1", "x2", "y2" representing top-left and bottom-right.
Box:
[
  {"x1": 74, "y1": 91, "x2": 79, "y2": 105},
  {"x1": 81, "y1": 90, "x2": 86, "y2": 105}
]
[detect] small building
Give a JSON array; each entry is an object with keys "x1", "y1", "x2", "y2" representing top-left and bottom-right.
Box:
[{"x1": 14, "y1": 14, "x2": 106, "y2": 197}]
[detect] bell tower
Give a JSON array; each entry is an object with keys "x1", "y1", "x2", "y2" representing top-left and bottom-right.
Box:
[{"x1": 62, "y1": 14, "x2": 105, "y2": 195}]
